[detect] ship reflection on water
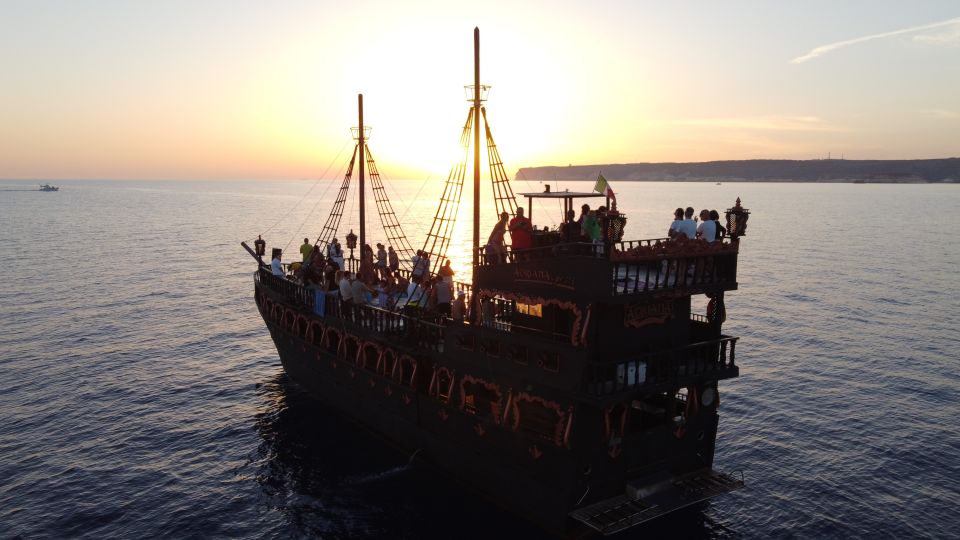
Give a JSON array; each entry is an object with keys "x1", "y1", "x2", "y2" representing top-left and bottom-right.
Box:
[
  {"x1": 252, "y1": 374, "x2": 735, "y2": 539},
  {"x1": 251, "y1": 373, "x2": 546, "y2": 538}
]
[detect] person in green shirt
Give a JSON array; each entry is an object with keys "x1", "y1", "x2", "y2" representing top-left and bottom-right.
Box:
[
  {"x1": 582, "y1": 210, "x2": 601, "y2": 242},
  {"x1": 299, "y1": 238, "x2": 313, "y2": 263}
]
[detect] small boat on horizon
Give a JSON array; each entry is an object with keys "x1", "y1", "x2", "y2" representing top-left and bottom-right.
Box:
[{"x1": 39, "y1": 183, "x2": 59, "y2": 192}]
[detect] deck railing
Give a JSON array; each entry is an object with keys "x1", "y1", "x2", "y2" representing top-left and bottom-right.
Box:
[
  {"x1": 475, "y1": 236, "x2": 739, "y2": 297},
  {"x1": 256, "y1": 268, "x2": 447, "y2": 352},
  {"x1": 476, "y1": 242, "x2": 604, "y2": 265},
  {"x1": 258, "y1": 269, "x2": 316, "y2": 310},
  {"x1": 584, "y1": 336, "x2": 738, "y2": 396},
  {"x1": 609, "y1": 242, "x2": 738, "y2": 296}
]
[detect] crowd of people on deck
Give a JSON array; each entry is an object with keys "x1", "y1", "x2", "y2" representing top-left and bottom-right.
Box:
[
  {"x1": 667, "y1": 207, "x2": 727, "y2": 243},
  {"x1": 477, "y1": 201, "x2": 728, "y2": 264},
  {"x1": 265, "y1": 202, "x2": 727, "y2": 315},
  {"x1": 483, "y1": 203, "x2": 624, "y2": 264},
  {"x1": 268, "y1": 237, "x2": 467, "y2": 322}
]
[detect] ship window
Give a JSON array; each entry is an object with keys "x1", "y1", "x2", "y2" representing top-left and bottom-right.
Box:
[
  {"x1": 430, "y1": 367, "x2": 455, "y2": 404},
  {"x1": 482, "y1": 339, "x2": 501, "y2": 357},
  {"x1": 517, "y1": 302, "x2": 542, "y2": 318},
  {"x1": 535, "y1": 351, "x2": 560, "y2": 373},
  {"x1": 507, "y1": 344, "x2": 528, "y2": 365},
  {"x1": 515, "y1": 399, "x2": 563, "y2": 445},
  {"x1": 380, "y1": 350, "x2": 397, "y2": 378},
  {"x1": 629, "y1": 393, "x2": 672, "y2": 432},
  {"x1": 393, "y1": 354, "x2": 417, "y2": 388},
  {"x1": 461, "y1": 378, "x2": 503, "y2": 420},
  {"x1": 359, "y1": 343, "x2": 380, "y2": 371}
]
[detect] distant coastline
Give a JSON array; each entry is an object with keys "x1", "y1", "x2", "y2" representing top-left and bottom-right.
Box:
[{"x1": 517, "y1": 158, "x2": 960, "y2": 183}]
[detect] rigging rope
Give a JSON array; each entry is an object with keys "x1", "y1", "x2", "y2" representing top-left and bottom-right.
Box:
[
  {"x1": 255, "y1": 139, "x2": 351, "y2": 241},
  {"x1": 284, "y1": 157, "x2": 351, "y2": 253},
  {"x1": 515, "y1": 169, "x2": 559, "y2": 228}
]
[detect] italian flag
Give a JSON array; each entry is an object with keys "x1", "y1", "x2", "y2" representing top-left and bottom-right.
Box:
[{"x1": 594, "y1": 172, "x2": 615, "y2": 200}]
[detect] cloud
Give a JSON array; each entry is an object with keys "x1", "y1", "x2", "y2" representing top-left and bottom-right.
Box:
[
  {"x1": 913, "y1": 25, "x2": 960, "y2": 45},
  {"x1": 920, "y1": 108, "x2": 960, "y2": 119},
  {"x1": 791, "y1": 16, "x2": 960, "y2": 63},
  {"x1": 675, "y1": 115, "x2": 845, "y2": 132}
]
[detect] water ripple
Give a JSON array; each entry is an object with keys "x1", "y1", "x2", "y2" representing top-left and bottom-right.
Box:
[{"x1": 1, "y1": 181, "x2": 959, "y2": 539}]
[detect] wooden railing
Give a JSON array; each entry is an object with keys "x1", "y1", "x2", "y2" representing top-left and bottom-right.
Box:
[
  {"x1": 475, "y1": 242, "x2": 604, "y2": 265},
  {"x1": 584, "y1": 337, "x2": 738, "y2": 396},
  {"x1": 610, "y1": 249, "x2": 738, "y2": 296},
  {"x1": 256, "y1": 268, "x2": 446, "y2": 352},
  {"x1": 474, "y1": 236, "x2": 739, "y2": 297},
  {"x1": 481, "y1": 296, "x2": 578, "y2": 344},
  {"x1": 257, "y1": 269, "x2": 315, "y2": 310}
]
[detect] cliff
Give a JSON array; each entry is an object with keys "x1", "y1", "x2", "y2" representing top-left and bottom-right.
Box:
[{"x1": 516, "y1": 158, "x2": 960, "y2": 183}]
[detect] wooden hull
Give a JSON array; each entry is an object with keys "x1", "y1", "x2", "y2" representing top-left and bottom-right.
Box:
[{"x1": 257, "y1": 278, "x2": 741, "y2": 536}]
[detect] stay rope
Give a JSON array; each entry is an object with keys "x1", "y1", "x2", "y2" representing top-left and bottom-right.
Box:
[
  {"x1": 284, "y1": 155, "x2": 352, "y2": 253},
  {"x1": 251, "y1": 139, "x2": 352, "y2": 244}
]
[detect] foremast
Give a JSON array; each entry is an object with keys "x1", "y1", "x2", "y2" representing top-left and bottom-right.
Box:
[{"x1": 311, "y1": 95, "x2": 416, "y2": 267}]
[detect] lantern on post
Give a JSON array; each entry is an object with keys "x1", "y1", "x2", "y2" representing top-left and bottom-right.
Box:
[
  {"x1": 345, "y1": 229, "x2": 358, "y2": 260},
  {"x1": 724, "y1": 198, "x2": 750, "y2": 240},
  {"x1": 254, "y1": 235, "x2": 266, "y2": 258}
]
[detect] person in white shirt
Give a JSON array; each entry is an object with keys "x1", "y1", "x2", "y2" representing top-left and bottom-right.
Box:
[
  {"x1": 271, "y1": 251, "x2": 284, "y2": 277},
  {"x1": 697, "y1": 209, "x2": 717, "y2": 243},
  {"x1": 376, "y1": 281, "x2": 389, "y2": 309},
  {"x1": 451, "y1": 291, "x2": 466, "y2": 321},
  {"x1": 351, "y1": 278, "x2": 373, "y2": 305},
  {"x1": 676, "y1": 207, "x2": 697, "y2": 240},
  {"x1": 667, "y1": 208, "x2": 685, "y2": 238},
  {"x1": 338, "y1": 272, "x2": 352, "y2": 302}
]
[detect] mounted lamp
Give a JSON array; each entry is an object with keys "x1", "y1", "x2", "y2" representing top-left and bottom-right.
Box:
[{"x1": 725, "y1": 198, "x2": 750, "y2": 240}]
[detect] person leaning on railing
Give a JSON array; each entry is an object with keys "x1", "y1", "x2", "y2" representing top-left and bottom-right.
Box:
[
  {"x1": 299, "y1": 238, "x2": 313, "y2": 263},
  {"x1": 338, "y1": 271, "x2": 352, "y2": 311},
  {"x1": 710, "y1": 209, "x2": 726, "y2": 241},
  {"x1": 508, "y1": 207, "x2": 533, "y2": 252},
  {"x1": 484, "y1": 212, "x2": 509, "y2": 264},
  {"x1": 271, "y1": 250, "x2": 284, "y2": 277},
  {"x1": 559, "y1": 209, "x2": 581, "y2": 243},
  {"x1": 696, "y1": 209, "x2": 717, "y2": 243}
]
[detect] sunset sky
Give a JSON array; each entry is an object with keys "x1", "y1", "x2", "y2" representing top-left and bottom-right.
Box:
[{"x1": 1, "y1": 0, "x2": 958, "y2": 180}]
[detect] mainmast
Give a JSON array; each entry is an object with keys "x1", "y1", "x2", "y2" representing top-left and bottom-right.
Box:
[
  {"x1": 471, "y1": 28, "x2": 481, "y2": 275},
  {"x1": 358, "y1": 93, "x2": 366, "y2": 251}
]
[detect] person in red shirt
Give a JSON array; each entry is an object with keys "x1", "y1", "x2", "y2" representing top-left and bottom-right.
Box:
[{"x1": 509, "y1": 207, "x2": 533, "y2": 251}]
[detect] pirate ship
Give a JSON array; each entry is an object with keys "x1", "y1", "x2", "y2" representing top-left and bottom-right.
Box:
[{"x1": 243, "y1": 29, "x2": 749, "y2": 536}]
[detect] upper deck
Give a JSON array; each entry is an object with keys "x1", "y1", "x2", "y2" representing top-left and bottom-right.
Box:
[{"x1": 474, "y1": 237, "x2": 740, "y2": 305}]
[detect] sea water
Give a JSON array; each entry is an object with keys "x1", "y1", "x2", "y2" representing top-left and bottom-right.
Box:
[{"x1": 1, "y1": 179, "x2": 958, "y2": 538}]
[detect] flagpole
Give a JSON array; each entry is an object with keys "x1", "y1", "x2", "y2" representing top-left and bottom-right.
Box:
[{"x1": 601, "y1": 171, "x2": 609, "y2": 208}]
